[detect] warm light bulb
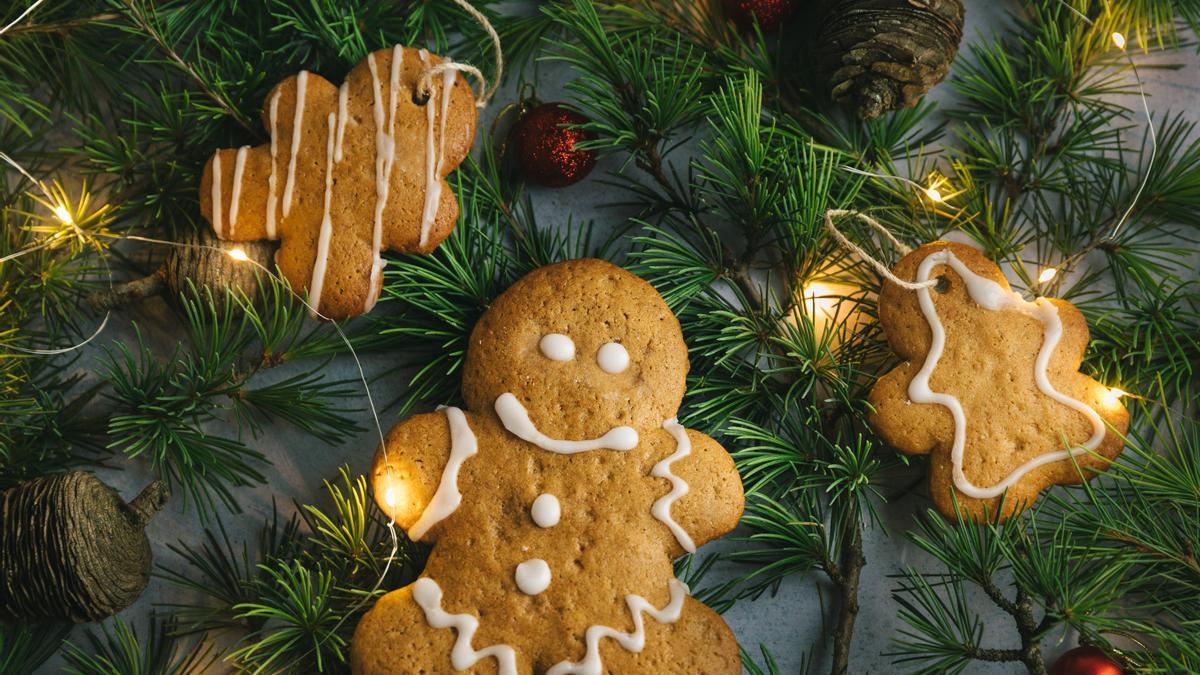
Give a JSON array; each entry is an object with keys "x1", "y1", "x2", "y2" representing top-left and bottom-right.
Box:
[
  {"x1": 52, "y1": 204, "x2": 73, "y2": 225},
  {"x1": 1038, "y1": 267, "x2": 1058, "y2": 284},
  {"x1": 1111, "y1": 31, "x2": 1126, "y2": 50},
  {"x1": 227, "y1": 247, "x2": 249, "y2": 262},
  {"x1": 383, "y1": 485, "x2": 397, "y2": 508},
  {"x1": 1103, "y1": 387, "x2": 1127, "y2": 407},
  {"x1": 924, "y1": 186, "x2": 944, "y2": 203}
]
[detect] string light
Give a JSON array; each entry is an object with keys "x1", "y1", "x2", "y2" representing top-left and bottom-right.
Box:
[
  {"x1": 841, "y1": 165, "x2": 959, "y2": 207},
  {"x1": 227, "y1": 246, "x2": 249, "y2": 262},
  {"x1": 52, "y1": 204, "x2": 73, "y2": 225},
  {"x1": 1038, "y1": 267, "x2": 1058, "y2": 284},
  {"x1": 1103, "y1": 387, "x2": 1128, "y2": 407},
  {"x1": 1111, "y1": 31, "x2": 1126, "y2": 50},
  {"x1": 384, "y1": 485, "x2": 397, "y2": 508}
]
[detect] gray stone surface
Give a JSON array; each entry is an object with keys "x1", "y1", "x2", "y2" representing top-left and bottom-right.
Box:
[{"x1": 30, "y1": 1, "x2": 1200, "y2": 672}]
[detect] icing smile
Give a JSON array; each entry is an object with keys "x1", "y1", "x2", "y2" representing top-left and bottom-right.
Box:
[{"x1": 494, "y1": 393, "x2": 639, "y2": 453}]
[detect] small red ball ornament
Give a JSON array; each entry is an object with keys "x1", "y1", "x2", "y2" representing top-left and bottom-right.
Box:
[
  {"x1": 722, "y1": 0, "x2": 798, "y2": 31},
  {"x1": 509, "y1": 103, "x2": 596, "y2": 188},
  {"x1": 1049, "y1": 646, "x2": 1123, "y2": 675}
]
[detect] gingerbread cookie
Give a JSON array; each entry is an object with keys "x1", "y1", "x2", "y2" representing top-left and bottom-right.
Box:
[
  {"x1": 869, "y1": 241, "x2": 1129, "y2": 520},
  {"x1": 199, "y1": 45, "x2": 476, "y2": 320},
  {"x1": 351, "y1": 259, "x2": 744, "y2": 674}
]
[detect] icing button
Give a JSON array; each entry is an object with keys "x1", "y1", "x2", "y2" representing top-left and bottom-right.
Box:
[
  {"x1": 596, "y1": 341, "x2": 629, "y2": 373},
  {"x1": 539, "y1": 333, "x2": 576, "y2": 361},
  {"x1": 531, "y1": 493, "x2": 561, "y2": 528},
  {"x1": 515, "y1": 559, "x2": 551, "y2": 595}
]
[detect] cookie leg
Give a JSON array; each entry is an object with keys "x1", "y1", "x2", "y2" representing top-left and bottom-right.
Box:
[
  {"x1": 597, "y1": 597, "x2": 741, "y2": 674},
  {"x1": 351, "y1": 586, "x2": 511, "y2": 675}
]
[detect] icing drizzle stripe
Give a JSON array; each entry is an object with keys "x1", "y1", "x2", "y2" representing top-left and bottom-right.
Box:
[
  {"x1": 494, "y1": 393, "x2": 638, "y2": 454},
  {"x1": 412, "y1": 577, "x2": 518, "y2": 675},
  {"x1": 409, "y1": 406, "x2": 478, "y2": 541},
  {"x1": 266, "y1": 91, "x2": 281, "y2": 239},
  {"x1": 210, "y1": 151, "x2": 222, "y2": 237},
  {"x1": 334, "y1": 82, "x2": 349, "y2": 162},
  {"x1": 910, "y1": 250, "x2": 1107, "y2": 499},
  {"x1": 282, "y1": 71, "x2": 308, "y2": 218},
  {"x1": 307, "y1": 112, "x2": 336, "y2": 319},
  {"x1": 228, "y1": 145, "x2": 249, "y2": 237},
  {"x1": 654, "y1": 419, "x2": 696, "y2": 553},
  {"x1": 418, "y1": 50, "x2": 455, "y2": 248},
  {"x1": 546, "y1": 579, "x2": 689, "y2": 675}
]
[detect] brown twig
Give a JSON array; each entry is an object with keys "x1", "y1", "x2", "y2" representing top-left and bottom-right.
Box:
[
  {"x1": 827, "y1": 520, "x2": 866, "y2": 675},
  {"x1": 86, "y1": 267, "x2": 164, "y2": 312},
  {"x1": 1, "y1": 11, "x2": 121, "y2": 36},
  {"x1": 120, "y1": 1, "x2": 256, "y2": 134}
]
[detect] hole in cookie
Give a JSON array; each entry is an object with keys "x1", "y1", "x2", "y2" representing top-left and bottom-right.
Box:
[
  {"x1": 934, "y1": 275, "x2": 951, "y2": 294},
  {"x1": 412, "y1": 89, "x2": 431, "y2": 106}
]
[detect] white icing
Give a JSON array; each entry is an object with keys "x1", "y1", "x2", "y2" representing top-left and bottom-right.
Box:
[
  {"x1": 334, "y1": 82, "x2": 349, "y2": 162},
  {"x1": 514, "y1": 559, "x2": 551, "y2": 595},
  {"x1": 909, "y1": 250, "x2": 1108, "y2": 499},
  {"x1": 539, "y1": 333, "x2": 575, "y2": 361},
  {"x1": 418, "y1": 52, "x2": 456, "y2": 247},
  {"x1": 266, "y1": 91, "x2": 281, "y2": 239},
  {"x1": 530, "y1": 493, "x2": 560, "y2": 528},
  {"x1": 282, "y1": 70, "x2": 308, "y2": 218},
  {"x1": 495, "y1": 393, "x2": 638, "y2": 454},
  {"x1": 409, "y1": 406, "x2": 478, "y2": 541},
  {"x1": 364, "y1": 47, "x2": 403, "y2": 315},
  {"x1": 546, "y1": 579, "x2": 689, "y2": 675},
  {"x1": 228, "y1": 145, "x2": 249, "y2": 237},
  {"x1": 412, "y1": 577, "x2": 518, "y2": 675},
  {"x1": 654, "y1": 419, "x2": 695, "y2": 553},
  {"x1": 307, "y1": 112, "x2": 337, "y2": 319},
  {"x1": 210, "y1": 151, "x2": 222, "y2": 237},
  {"x1": 596, "y1": 342, "x2": 629, "y2": 374}
]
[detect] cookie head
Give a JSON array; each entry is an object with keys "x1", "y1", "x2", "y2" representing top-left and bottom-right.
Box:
[{"x1": 462, "y1": 259, "x2": 689, "y2": 440}]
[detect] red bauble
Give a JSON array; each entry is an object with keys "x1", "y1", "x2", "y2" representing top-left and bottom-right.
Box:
[
  {"x1": 509, "y1": 103, "x2": 596, "y2": 188},
  {"x1": 722, "y1": 0, "x2": 798, "y2": 31},
  {"x1": 1049, "y1": 646, "x2": 1123, "y2": 675}
]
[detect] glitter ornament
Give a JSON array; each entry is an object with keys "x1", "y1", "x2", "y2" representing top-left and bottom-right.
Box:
[
  {"x1": 509, "y1": 103, "x2": 596, "y2": 188},
  {"x1": 723, "y1": 0, "x2": 798, "y2": 31},
  {"x1": 1049, "y1": 646, "x2": 1123, "y2": 675}
]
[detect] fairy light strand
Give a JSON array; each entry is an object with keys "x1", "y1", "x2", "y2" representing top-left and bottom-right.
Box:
[{"x1": 119, "y1": 232, "x2": 400, "y2": 675}]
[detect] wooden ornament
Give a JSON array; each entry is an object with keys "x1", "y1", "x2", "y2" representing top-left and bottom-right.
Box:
[{"x1": 0, "y1": 472, "x2": 169, "y2": 623}]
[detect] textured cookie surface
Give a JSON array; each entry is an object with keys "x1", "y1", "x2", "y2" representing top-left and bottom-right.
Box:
[
  {"x1": 351, "y1": 259, "x2": 744, "y2": 674},
  {"x1": 199, "y1": 45, "x2": 476, "y2": 320},
  {"x1": 869, "y1": 241, "x2": 1128, "y2": 520}
]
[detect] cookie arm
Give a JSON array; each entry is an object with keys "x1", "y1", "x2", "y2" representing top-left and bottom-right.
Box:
[
  {"x1": 666, "y1": 429, "x2": 744, "y2": 555},
  {"x1": 371, "y1": 411, "x2": 454, "y2": 538},
  {"x1": 199, "y1": 145, "x2": 274, "y2": 243}
]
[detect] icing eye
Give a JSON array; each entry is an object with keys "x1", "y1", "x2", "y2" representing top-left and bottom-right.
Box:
[
  {"x1": 596, "y1": 342, "x2": 629, "y2": 374},
  {"x1": 539, "y1": 333, "x2": 575, "y2": 361}
]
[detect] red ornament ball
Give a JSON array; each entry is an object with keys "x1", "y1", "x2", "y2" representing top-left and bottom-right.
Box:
[
  {"x1": 1049, "y1": 646, "x2": 1123, "y2": 675},
  {"x1": 722, "y1": 0, "x2": 798, "y2": 31},
  {"x1": 509, "y1": 103, "x2": 596, "y2": 188}
]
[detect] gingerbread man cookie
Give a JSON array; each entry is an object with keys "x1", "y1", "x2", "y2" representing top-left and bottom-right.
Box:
[
  {"x1": 351, "y1": 259, "x2": 744, "y2": 674},
  {"x1": 869, "y1": 241, "x2": 1129, "y2": 521},
  {"x1": 199, "y1": 46, "x2": 476, "y2": 320}
]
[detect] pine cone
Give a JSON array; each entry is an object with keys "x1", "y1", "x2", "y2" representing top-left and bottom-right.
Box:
[
  {"x1": 817, "y1": 0, "x2": 965, "y2": 119},
  {"x1": 0, "y1": 472, "x2": 169, "y2": 623},
  {"x1": 88, "y1": 228, "x2": 276, "y2": 313}
]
